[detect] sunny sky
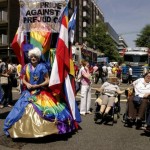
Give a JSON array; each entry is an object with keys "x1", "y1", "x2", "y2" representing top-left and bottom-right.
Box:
[{"x1": 97, "y1": 0, "x2": 150, "y2": 48}]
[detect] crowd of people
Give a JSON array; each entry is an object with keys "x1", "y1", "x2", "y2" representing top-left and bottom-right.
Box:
[
  {"x1": 74, "y1": 60, "x2": 150, "y2": 134},
  {"x1": 0, "y1": 57, "x2": 19, "y2": 109},
  {"x1": 1, "y1": 53, "x2": 150, "y2": 139}
]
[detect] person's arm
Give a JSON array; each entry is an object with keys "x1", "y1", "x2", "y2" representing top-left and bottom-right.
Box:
[
  {"x1": 116, "y1": 86, "x2": 125, "y2": 95},
  {"x1": 116, "y1": 89, "x2": 125, "y2": 95},
  {"x1": 23, "y1": 73, "x2": 49, "y2": 90},
  {"x1": 32, "y1": 73, "x2": 49, "y2": 89},
  {"x1": 82, "y1": 68, "x2": 91, "y2": 79}
]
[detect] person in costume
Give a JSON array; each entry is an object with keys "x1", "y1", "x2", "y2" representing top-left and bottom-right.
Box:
[{"x1": 4, "y1": 47, "x2": 77, "y2": 138}]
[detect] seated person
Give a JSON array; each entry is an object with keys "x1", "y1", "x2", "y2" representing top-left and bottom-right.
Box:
[
  {"x1": 127, "y1": 72, "x2": 150, "y2": 129},
  {"x1": 93, "y1": 77, "x2": 125, "y2": 121}
]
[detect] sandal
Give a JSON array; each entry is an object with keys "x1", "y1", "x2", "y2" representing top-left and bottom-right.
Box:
[
  {"x1": 7, "y1": 104, "x2": 12, "y2": 108},
  {"x1": 0, "y1": 105, "x2": 4, "y2": 109}
]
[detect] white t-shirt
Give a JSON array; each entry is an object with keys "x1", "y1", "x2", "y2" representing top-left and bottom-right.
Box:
[
  {"x1": 107, "y1": 66, "x2": 112, "y2": 74},
  {"x1": 129, "y1": 67, "x2": 132, "y2": 75},
  {"x1": 102, "y1": 66, "x2": 107, "y2": 72},
  {"x1": 133, "y1": 78, "x2": 150, "y2": 97}
]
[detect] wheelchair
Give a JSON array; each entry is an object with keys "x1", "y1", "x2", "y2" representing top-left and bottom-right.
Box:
[
  {"x1": 94, "y1": 91, "x2": 121, "y2": 125},
  {"x1": 123, "y1": 88, "x2": 150, "y2": 128}
]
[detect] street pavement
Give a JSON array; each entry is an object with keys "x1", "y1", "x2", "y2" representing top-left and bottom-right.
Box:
[{"x1": 0, "y1": 83, "x2": 150, "y2": 150}]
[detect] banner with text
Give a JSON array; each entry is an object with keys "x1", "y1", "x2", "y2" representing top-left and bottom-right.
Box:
[{"x1": 19, "y1": 0, "x2": 67, "y2": 32}]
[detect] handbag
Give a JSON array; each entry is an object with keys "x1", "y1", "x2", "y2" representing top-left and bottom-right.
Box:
[
  {"x1": 133, "y1": 95, "x2": 141, "y2": 105},
  {"x1": 0, "y1": 76, "x2": 8, "y2": 85}
]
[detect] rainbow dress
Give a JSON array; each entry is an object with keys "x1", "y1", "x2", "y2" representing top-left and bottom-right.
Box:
[{"x1": 4, "y1": 63, "x2": 79, "y2": 138}]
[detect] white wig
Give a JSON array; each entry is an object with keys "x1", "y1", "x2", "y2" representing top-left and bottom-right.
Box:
[{"x1": 28, "y1": 47, "x2": 42, "y2": 59}]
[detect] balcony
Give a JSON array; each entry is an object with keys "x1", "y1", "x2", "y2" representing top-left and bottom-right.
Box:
[
  {"x1": 83, "y1": 31, "x2": 87, "y2": 38},
  {"x1": 0, "y1": 0, "x2": 7, "y2": 8},
  {"x1": 0, "y1": 11, "x2": 8, "y2": 22},
  {"x1": 83, "y1": 1, "x2": 90, "y2": 10},
  {"x1": 0, "y1": 34, "x2": 8, "y2": 45},
  {"x1": 83, "y1": 11, "x2": 90, "y2": 22},
  {"x1": 83, "y1": 21, "x2": 87, "y2": 27}
]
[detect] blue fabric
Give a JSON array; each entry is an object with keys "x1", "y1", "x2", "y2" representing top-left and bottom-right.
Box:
[
  {"x1": 3, "y1": 90, "x2": 30, "y2": 135},
  {"x1": 3, "y1": 63, "x2": 48, "y2": 136},
  {"x1": 22, "y1": 63, "x2": 48, "y2": 85}
]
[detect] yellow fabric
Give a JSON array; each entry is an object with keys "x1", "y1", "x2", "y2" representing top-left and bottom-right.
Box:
[
  {"x1": 69, "y1": 59, "x2": 75, "y2": 77},
  {"x1": 30, "y1": 31, "x2": 46, "y2": 45},
  {"x1": 9, "y1": 104, "x2": 58, "y2": 138},
  {"x1": 17, "y1": 64, "x2": 22, "y2": 74}
]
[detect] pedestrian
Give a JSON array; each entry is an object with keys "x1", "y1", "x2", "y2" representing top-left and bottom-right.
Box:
[
  {"x1": 0, "y1": 57, "x2": 12, "y2": 108},
  {"x1": 4, "y1": 47, "x2": 77, "y2": 138},
  {"x1": 107, "y1": 64, "x2": 112, "y2": 78},
  {"x1": 128, "y1": 65, "x2": 133, "y2": 84},
  {"x1": 101, "y1": 62, "x2": 108, "y2": 83},
  {"x1": 0, "y1": 59, "x2": 4, "y2": 106},
  {"x1": 80, "y1": 60, "x2": 92, "y2": 116},
  {"x1": 93, "y1": 63, "x2": 99, "y2": 84}
]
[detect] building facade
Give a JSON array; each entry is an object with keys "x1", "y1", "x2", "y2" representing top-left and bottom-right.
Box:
[
  {"x1": 0, "y1": 0, "x2": 126, "y2": 63},
  {"x1": 69, "y1": 0, "x2": 104, "y2": 44},
  {"x1": 0, "y1": 0, "x2": 19, "y2": 60}
]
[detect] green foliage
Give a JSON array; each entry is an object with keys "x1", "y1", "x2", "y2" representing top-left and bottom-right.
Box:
[
  {"x1": 135, "y1": 25, "x2": 150, "y2": 48},
  {"x1": 84, "y1": 20, "x2": 120, "y2": 61}
]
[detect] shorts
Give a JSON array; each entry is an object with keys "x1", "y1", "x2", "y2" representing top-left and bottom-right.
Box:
[{"x1": 100, "y1": 94, "x2": 116, "y2": 107}]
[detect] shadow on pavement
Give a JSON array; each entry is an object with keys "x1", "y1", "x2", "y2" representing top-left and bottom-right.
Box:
[
  {"x1": 0, "y1": 131, "x2": 78, "y2": 149},
  {"x1": 0, "y1": 111, "x2": 10, "y2": 119}
]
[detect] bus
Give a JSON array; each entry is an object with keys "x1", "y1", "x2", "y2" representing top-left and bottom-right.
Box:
[{"x1": 122, "y1": 47, "x2": 149, "y2": 82}]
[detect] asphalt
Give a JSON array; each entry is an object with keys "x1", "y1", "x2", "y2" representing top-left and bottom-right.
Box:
[{"x1": 0, "y1": 84, "x2": 150, "y2": 150}]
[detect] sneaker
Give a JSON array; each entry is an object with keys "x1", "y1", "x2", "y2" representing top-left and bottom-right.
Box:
[
  {"x1": 136, "y1": 119, "x2": 142, "y2": 130},
  {"x1": 103, "y1": 113, "x2": 112, "y2": 120},
  {"x1": 0, "y1": 105, "x2": 4, "y2": 109},
  {"x1": 7, "y1": 104, "x2": 12, "y2": 108},
  {"x1": 87, "y1": 111, "x2": 92, "y2": 115},
  {"x1": 94, "y1": 112, "x2": 102, "y2": 121},
  {"x1": 80, "y1": 112, "x2": 86, "y2": 116},
  {"x1": 144, "y1": 126, "x2": 150, "y2": 133},
  {"x1": 125, "y1": 117, "x2": 134, "y2": 127}
]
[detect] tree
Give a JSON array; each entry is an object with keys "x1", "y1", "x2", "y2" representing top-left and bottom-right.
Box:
[
  {"x1": 84, "y1": 20, "x2": 121, "y2": 61},
  {"x1": 135, "y1": 25, "x2": 150, "y2": 48}
]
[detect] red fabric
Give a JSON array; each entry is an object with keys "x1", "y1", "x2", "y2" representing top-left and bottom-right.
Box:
[{"x1": 11, "y1": 30, "x2": 25, "y2": 67}]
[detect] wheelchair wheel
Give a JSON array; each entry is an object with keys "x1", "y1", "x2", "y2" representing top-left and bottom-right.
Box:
[{"x1": 113, "y1": 114, "x2": 118, "y2": 123}]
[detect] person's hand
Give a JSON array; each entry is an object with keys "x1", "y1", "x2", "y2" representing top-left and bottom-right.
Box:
[
  {"x1": 32, "y1": 84, "x2": 38, "y2": 89},
  {"x1": 143, "y1": 93, "x2": 150, "y2": 98},
  {"x1": 26, "y1": 83, "x2": 33, "y2": 89},
  {"x1": 7, "y1": 69, "x2": 12, "y2": 75}
]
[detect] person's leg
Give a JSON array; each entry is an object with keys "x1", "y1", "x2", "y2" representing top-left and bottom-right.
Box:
[
  {"x1": 86, "y1": 86, "x2": 91, "y2": 113},
  {"x1": 80, "y1": 85, "x2": 88, "y2": 115},
  {"x1": 100, "y1": 95, "x2": 109, "y2": 114},
  {"x1": 137, "y1": 98, "x2": 148, "y2": 119},
  {"x1": 95, "y1": 75, "x2": 99, "y2": 84},
  {"x1": 104, "y1": 97, "x2": 115, "y2": 114},
  {"x1": 145, "y1": 109, "x2": 150, "y2": 132},
  {"x1": 7, "y1": 80, "x2": 13, "y2": 107},
  {"x1": 0, "y1": 84, "x2": 8, "y2": 107},
  {"x1": 128, "y1": 96, "x2": 137, "y2": 119}
]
